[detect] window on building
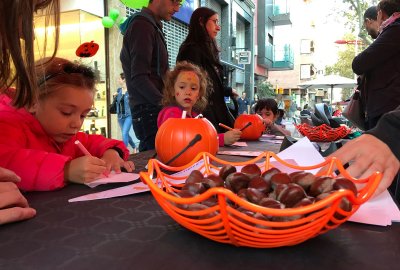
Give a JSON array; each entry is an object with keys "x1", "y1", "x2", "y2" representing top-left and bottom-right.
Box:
[
  {"x1": 300, "y1": 64, "x2": 312, "y2": 79},
  {"x1": 300, "y1": 39, "x2": 313, "y2": 54}
]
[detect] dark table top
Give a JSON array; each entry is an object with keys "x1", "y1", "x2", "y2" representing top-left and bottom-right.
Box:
[{"x1": 1, "y1": 140, "x2": 399, "y2": 270}]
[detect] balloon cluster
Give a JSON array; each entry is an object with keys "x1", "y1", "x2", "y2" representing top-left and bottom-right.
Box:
[{"x1": 101, "y1": 8, "x2": 127, "y2": 28}]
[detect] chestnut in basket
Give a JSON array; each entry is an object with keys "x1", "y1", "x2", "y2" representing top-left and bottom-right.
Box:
[
  {"x1": 241, "y1": 164, "x2": 262, "y2": 179},
  {"x1": 309, "y1": 176, "x2": 335, "y2": 197},
  {"x1": 202, "y1": 174, "x2": 224, "y2": 188},
  {"x1": 246, "y1": 188, "x2": 266, "y2": 204},
  {"x1": 182, "y1": 182, "x2": 206, "y2": 195},
  {"x1": 225, "y1": 172, "x2": 251, "y2": 193},
  {"x1": 270, "y1": 173, "x2": 292, "y2": 189},
  {"x1": 291, "y1": 172, "x2": 316, "y2": 192},
  {"x1": 261, "y1": 167, "x2": 281, "y2": 183},
  {"x1": 277, "y1": 183, "x2": 307, "y2": 208},
  {"x1": 333, "y1": 178, "x2": 357, "y2": 196},
  {"x1": 185, "y1": 170, "x2": 204, "y2": 184},
  {"x1": 219, "y1": 164, "x2": 236, "y2": 180},
  {"x1": 248, "y1": 176, "x2": 271, "y2": 194}
]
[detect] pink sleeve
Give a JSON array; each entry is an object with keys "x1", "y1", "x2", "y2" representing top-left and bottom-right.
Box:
[
  {"x1": 75, "y1": 132, "x2": 130, "y2": 161},
  {"x1": 157, "y1": 106, "x2": 183, "y2": 127},
  {"x1": 218, "y1": 133, "x2": 224, "y2": 147}
]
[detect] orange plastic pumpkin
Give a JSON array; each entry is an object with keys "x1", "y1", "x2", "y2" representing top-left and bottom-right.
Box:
[
  {"x1": 155, "y1": 118, "x2": 219, "y2": 167},
  {"x1": 234, "y1": 114, "x2": 265, "y2": 140},
  {"x1": 75, "y1": 41, "x2": 99, "y2": 58}
]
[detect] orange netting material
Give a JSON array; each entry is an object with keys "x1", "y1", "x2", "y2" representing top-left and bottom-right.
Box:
[
  {"x1": 139, "y1": 152, "x2": 381, "y2": 248},
  {"x1": 296, "y1": 123, "x2": 351, "y2": 142}
]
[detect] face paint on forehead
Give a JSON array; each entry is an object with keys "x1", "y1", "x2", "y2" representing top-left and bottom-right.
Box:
[{"x1": 179, "y1": 71, "x2": 199, "y2": 82}]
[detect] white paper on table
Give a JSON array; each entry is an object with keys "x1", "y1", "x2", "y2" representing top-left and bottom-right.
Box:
[
  {"x1": 85, "y1": 171, "x2": 140, "y2": 188},
  {"x1": 276, "y1": 137, "x2": 325, "y2": 174},
  {"x1": 69, "y1": 181, "x2": 149, "y2": 202},
  {"x1": 348, "y1": 190, "x2": 400, "y2": 226}
]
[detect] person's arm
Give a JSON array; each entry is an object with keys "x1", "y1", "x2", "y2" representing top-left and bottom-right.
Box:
[
  {"x1": 125, "y1": 18, "x2": 163, "y2": 105},
  {"x1": 0, "y1": 167, "x2": 36, "y2": 225},
  {"x1": 328, "y1": 109, "x2": 400, "y2": 197},
  {"x1": 352, "y1": 25, "x2": 400, "y2": 75}
]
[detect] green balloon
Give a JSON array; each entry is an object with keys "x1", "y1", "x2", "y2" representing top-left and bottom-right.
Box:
[
  {"x1": 109, "y1": 8, "x2": 120, "y2": 21},
  {"x1": 120, "y1": 0, "x2": 186, "y2": 9},
  {"x1": 102, "y1": 16, "x2": 115, "y2": 28},
  {"x1": 119, "y1": 0, "x2": 149, "y2": 9}
]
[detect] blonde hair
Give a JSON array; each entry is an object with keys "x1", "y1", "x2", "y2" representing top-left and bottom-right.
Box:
[{"x1": 162, "y1": 61, "x2": 208, "y2": 112}]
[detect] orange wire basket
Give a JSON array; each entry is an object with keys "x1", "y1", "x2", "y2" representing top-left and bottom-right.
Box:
[
  {"x1": 296, "y1": 123, "x2": 351, "y2": 142},
  {"x1": 139, "y1": 152, "x2": 381, "y2": 248}
]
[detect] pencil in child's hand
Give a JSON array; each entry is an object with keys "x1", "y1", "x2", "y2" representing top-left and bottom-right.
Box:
[
  {"x1": 75, "y1": 140, "x2": 91, "y2": 156},
  {"x1": 218, "y1": 123, "x2": 233, "y2": 131},
  {"x1": 75, "y1": 140, "x2": 109, "y2": 177}
]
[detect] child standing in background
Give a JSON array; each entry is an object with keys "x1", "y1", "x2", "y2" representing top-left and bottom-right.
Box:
[
  {"x1": 157, "y1": 61, "x2": 241, "y2": 146},
  {"x1": 0, "y1": 57, "x2": 135, "y2": 191},
  {"x1": 254, "y1": 98, "x2": 291, "y2": 137}
]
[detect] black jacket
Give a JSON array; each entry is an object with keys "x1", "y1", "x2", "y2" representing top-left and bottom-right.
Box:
[
  {"x1": 177, "y1": 43, "x2": 234, "y2": 133},
  {"x1": 367, "y1": 106, "x2": 400, "y2": 160},
  {"x1": 352, "y1": 18, "x2": 400, "y2": 122},
  {"x1": 120, "y1": 8, "x2": 169, "y2": 107}
]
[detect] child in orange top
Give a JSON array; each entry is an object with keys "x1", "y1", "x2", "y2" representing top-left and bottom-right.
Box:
[
  {"x1": 157, "y1": 61, "x2": 241, "y2": 146},
  {"x1": 0, "y1": 57, "x2": 135, "y2": 191}
]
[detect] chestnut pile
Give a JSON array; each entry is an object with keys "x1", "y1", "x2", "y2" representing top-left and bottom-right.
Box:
[{"x1": 170, "y1": 164, "x2": 357, "y2": 223}]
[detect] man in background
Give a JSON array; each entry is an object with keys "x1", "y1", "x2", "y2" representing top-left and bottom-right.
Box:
[
  {"x1": 364, "y1": 6, "x2": 380, "y2": 39},
  {"x1": 237, "y1": 92, "x2": 249, "y2": 114},
  {"x1": 120, "y1": 0, "x2": 181, "y2": 151}
]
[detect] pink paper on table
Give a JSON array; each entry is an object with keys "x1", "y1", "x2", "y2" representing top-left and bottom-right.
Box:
[
  {"x1": 231, "y1": 141, "x2": 248, "y2": 147},
  {"x1": 69, "y1": 181, "x2": 149, "y2": 202},
  {"x1": 217, "y1": 150, "x2": 263, "y2": 157}
]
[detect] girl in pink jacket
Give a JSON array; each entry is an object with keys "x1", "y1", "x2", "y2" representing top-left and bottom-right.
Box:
[
  {"x1": 157, "y1": 61, "x2": 241, "y2": 146},
  {"x1": 0, "y1": 57, "x2": 135, "y2": 191}
]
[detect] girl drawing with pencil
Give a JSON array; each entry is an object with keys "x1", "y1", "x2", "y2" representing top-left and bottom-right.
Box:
[
  {"x1": 0, "y1": 57, "x2": 134, "y2": 191},
  {"x1": 157, "y1": 61, "x2": 241, "y2": 146}
]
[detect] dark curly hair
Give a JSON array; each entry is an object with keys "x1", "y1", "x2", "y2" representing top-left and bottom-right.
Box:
[{"x1": 254, "y1": 98, "x2": 278, "y2": 115}]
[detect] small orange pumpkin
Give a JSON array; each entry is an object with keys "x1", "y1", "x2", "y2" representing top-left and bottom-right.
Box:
[
  {"x1": 75, "y1": 41, "x2": 99, "y2": 58},
  {"x1": 155, "y1": 118, "x2": 219, "y2": 167},
  {"x1": 234, "y1": 114, "x2": 265, "y2": 140}
]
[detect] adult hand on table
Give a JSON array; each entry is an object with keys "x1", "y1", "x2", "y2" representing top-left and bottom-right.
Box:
[
  {"x1": 327, "y1": 134, "x2": 400, "y2": 197},
  {"x1": 0, "y1": 167, "x2": 36, "y2": 225}
]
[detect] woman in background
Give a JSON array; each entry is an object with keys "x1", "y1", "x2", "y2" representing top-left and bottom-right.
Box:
[{"x1": 177, "y1": 7, "x2": 238, "y2": 137}]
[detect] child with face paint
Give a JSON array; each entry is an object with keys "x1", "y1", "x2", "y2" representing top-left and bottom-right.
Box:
[{"x1": 157, "y1": 61, "x2": 242, "y2": 146}]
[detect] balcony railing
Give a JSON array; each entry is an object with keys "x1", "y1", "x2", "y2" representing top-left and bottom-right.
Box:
[
  {"x1": 265, "y1": 43, "x2": 294, "y2": 70},
  {"x1": 272, "y1": 0, "x2": 291, "y2": 25}
]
